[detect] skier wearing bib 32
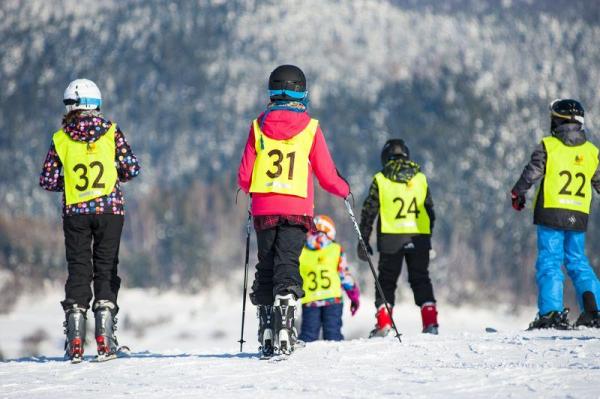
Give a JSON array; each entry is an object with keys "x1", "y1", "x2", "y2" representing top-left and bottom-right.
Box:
[
  {"x1": 238, "y1": 65, "x2": 350, "y2": 357},
  {"x1": 39, "y1": 79, "x2": 140, "y2": 362},
  {"x1": 298, "y1": 215, "x2": 360, "y2": 342},
  {"x1": 511, "y1": 99, "x2": 600, "y2": 330},
  {"x1": 358, "y1": 139, "x2": 438, "y2": 337}
]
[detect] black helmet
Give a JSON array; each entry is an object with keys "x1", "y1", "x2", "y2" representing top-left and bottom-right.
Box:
[
  {"x1": 381, "y1": 139, "x2": 410, "y2": 166},
  {"x1": 268, "y1": 65, "x2": 307, "y2": 101},
  {"x1": 550, "y1": 99, "x2": 585, "y2": 131}
]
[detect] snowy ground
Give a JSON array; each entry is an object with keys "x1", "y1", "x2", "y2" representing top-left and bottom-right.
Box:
[{"x1": 1, "y1": 286, "x2": 600, "y2": 398}]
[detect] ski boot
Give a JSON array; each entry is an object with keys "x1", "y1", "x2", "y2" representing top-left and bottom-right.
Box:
[
  {"x1": 369, "y1": 304, "x2": 393, "y2": 338},
  {"x1": 575, "y1": 292, "x2": 600, "y2": 328},
  {"x1": 257, "y1": 305, "x2": 275, "y2": 358},
  {"x1": 63, "y1": 304, "x2": 87, "y2": 363},
  {"x1": 527, "y1": 308, "x2": 571, "y2": 330},
  {"x1": 94, "y1": 300, "x2": 125, "y2": 361},
  {"x1": 272, "y1": 294, "x2": 298, "y2": 355},
  {"x1": 421, "y1": 302, "x2": 439, "y2": 335}
]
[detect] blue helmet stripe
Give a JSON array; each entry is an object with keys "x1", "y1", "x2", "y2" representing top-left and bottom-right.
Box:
[
  {"x1": 268, "y1": 89, "x2": 307, "y2": 99},
  {"x1": 78, "y1": 97, "x2": 102, "y2": 107}
]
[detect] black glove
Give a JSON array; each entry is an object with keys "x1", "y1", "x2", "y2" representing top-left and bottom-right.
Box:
[
  {"x1": 511, "y1": 190, "x2": 526, "y2": 211},
  {"x1": 357, "y1": 242, "x2": 373, "y2": 262}
]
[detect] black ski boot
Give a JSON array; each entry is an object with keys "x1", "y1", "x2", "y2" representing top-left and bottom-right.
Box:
[
  {"x1": 272, "y1": 294, "x2": 298, "y2": 355},
  {"x1": 63, "y1": 304, "x2": 87, "y2": 363},
  {"x1": 527, "y1": 308, "x2": 571, "y2": 330},
  {"x1": 257, "y1": 305, "x2": 274, "y2": 358},
  {"x1": 94, "y1": 300, "x2": 125, "y2": 361},
  {"x1": 575, "y1": 292, "x2": 600, "y2": 328}
]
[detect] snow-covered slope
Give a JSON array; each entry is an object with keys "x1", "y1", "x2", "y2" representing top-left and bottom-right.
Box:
[{"x1": 1, "y1": 287, "x2": 599, "y2": 398}]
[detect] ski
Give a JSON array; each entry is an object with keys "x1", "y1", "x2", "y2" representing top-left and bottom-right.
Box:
[{"x1": 92, "y1": 346, "x2": 131, "y2": 363}]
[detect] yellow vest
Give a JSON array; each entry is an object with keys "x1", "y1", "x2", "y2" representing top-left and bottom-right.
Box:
[
  {"x1": 249, "y1": 118, "x2": 318, "y2": 198},
  {"x1": 299, "y1": 243, "x2": 343, "y2": 304},
  {"x1": 53, "y1": 124, "x2": 118, "y2": 205},
  {"x1": 539, "y1": 136, "x2": 599, "y2": 214},
  {"x1": 375, "y1": 172, "x2": 431, "y2": 234}
]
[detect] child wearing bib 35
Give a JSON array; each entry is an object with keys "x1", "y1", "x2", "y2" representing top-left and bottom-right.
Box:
[
  {"x1": 39, "y1": 79, "x2": 140, "y2": 362},
  {"x1": 298, "y1": 215, "x2": 360, "y2": 342},
  {"x1": 237, "y1": 65, "x2": 350, "y2": 357}
]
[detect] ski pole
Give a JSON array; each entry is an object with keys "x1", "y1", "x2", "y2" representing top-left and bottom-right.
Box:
[
  {"x1": 238, "y1": 198, "x2": 252, "y2": 352},
  {"x1": 344, "y1": 199, "x2": 402, "y2": 343}
]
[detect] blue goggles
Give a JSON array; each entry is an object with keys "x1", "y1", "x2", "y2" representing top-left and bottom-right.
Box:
[
  {"x1": 63, "y1": 97, "x2": 102, "y2": 107},
  {"x1": 268, "y1": 89, "x2": 307, "y2": 100}
]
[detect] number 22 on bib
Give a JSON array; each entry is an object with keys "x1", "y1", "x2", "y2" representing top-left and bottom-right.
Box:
[
  {"x1": 538, "y1": 136, "x2": 599, "y2": 213},
  {"x1": 53, "y1": 124, "x2": 118, "y2": 205},
  {"x1": 249, "y1": 119, "x2": 318, "y2": 198}
]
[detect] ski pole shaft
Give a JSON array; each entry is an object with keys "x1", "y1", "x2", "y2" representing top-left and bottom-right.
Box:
[
  {"x1": 344, "y1": 199, "x2": 402, "y2": 343},
  {"x1": 238, "y1": 199, "x2": 252, "y2": 352}
]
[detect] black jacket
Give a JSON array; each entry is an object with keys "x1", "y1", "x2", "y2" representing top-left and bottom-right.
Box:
[
  {"x1": 359, "y1": 159, "x2": 435, "y2": 253},
  {"x1": 512, "y1": 123, "x2": 600, "y2": 231}
]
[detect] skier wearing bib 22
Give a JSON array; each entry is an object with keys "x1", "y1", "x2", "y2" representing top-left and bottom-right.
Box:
[
  {"x1": 358, "y1": 139, "x2": 438, "y2": 337},
  {"x1": 238, "y1": 65, "x2": 350, "y2": 357},
  {"x1": 511, "y1": 99, "x2": 600, "y2": 330},
  {"x1": 298, "y1": 215, "x2": 360, "y2": 342},
  {"x1": 39, "y1": 79, "x2": 140, "y2": 362}
]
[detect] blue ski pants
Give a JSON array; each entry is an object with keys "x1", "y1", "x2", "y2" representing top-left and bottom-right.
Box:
[
  {"x1": 299, "y1": 303, "x2": 344, "y2": 342},
  {"x1": 536, "y1": 225, "x2": 600, "y2": 314}
]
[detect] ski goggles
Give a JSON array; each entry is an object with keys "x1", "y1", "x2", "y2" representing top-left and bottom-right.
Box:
[{"x1": 268, "y1": 89, "x2": 307, "y2": 100}]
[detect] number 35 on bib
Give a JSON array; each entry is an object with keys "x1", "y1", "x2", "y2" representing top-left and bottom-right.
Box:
[
  {"x1": 249, "y1": 119, "x2": 318, "y2": 198},
  {"x1": 53, "y1": 124, "x2": 118, "y2": 205}
]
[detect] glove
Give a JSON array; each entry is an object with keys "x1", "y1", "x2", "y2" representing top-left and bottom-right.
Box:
[
  {"x1": 511, "y1": 190, "x2": 526, "y2": 211},
  {"x1": 346, "y1": 287, "x2": 360, "y2": 316},
  {"x1": 357, "y1": 242, "x2": 373, "y2": 262}
]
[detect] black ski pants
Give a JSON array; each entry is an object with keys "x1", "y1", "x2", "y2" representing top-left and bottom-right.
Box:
[
  {"x1": 375, "y1": 248, "x2": 435, "y2": 308},
  {"x1": 250, "y1": 222, "x2": 306, "y2": 305},
  {"x1": 61, "y1": 214, "x2": 124, "y2": 312}
]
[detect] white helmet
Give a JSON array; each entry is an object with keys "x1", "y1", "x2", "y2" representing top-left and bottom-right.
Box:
[{"x1": 63, "y1": 79, "x2": 102, "y2": 112}]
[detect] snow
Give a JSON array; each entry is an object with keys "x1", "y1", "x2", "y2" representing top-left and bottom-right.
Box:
[{"x1": 1, "y1": 286, "x2": 600, "y2": 398}]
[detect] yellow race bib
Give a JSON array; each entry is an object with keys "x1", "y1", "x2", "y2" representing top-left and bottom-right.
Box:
[
  {"x1": 376, "y1": 172, "x2": 431, "y2": 234},
  {"x1": 299, "y1": 243, "x2": 343, "y2": 304},
  {"x1": 539, "y1": 136, "x2": 599, "y2": 214},
  {"x1": 249, "y1": 118, "x2": 317, "y2": 198},
  {"x1": 53, "y1": 124, "x2": 118, "y2": 205}
]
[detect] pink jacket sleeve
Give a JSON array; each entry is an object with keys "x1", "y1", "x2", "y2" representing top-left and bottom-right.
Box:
[
  {"x1": 309, "y1": 125, "x2": 350, "y2": 198},
  {"x1": 237, "y1": 124, "x2": 256, "y2": 193}
]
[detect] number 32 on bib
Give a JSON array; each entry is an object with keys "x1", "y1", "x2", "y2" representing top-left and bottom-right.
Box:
[{"x1": 53, "y1": 124, "x2": 119, "y2": 205}]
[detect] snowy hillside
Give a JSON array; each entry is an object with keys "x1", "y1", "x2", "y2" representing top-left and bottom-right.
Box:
[
  {"x1": 3, "y1": 0, "x2": 600, "y2": 309},
  {"x1": 2, "y1": 287, "x2": 600, "y2": 398}
]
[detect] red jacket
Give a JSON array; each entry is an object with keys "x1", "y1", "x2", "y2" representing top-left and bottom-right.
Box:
[{"x1": 238, "y1": 109, "x2": 350, "y2": 216}]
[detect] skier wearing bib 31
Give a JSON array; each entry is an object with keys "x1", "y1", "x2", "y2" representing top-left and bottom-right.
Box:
[
  {"x1": 511, "y1": 99, "x2": 600, "y2": 330},
  {"x1": 238, "y1": 65, "x2": 350, "y2": 357},
  {"x1": 298, "y1": 215, "x2": 360, "y2": 342},
  {"x1": 39, "y1": 79, "x2": 140, "y2": 362},
  {"x1": 358, "y1": 139, "x2": 438, "y2": 337}
]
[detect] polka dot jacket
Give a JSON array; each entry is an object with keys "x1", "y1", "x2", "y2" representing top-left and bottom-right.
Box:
[{"x1": 39, "y1": 110, "x2": 141, "y2": 216}]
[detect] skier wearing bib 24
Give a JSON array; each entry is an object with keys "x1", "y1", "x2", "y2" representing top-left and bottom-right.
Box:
[
  {"x1": 39, "y1": 79, "x2": 140, "y2": 362},
  {"x1": 358, "y1": 139, "x2": 438, "y2": 337},
  {"x1": 298, "y1": 215, "x2": 360, "y2": 342},
  {"x1": 511, "y1": 99, "x2": 600, "y2": 330},
  {"x1": 238, "y1": 65, "x2": 350, "y2": 357}
]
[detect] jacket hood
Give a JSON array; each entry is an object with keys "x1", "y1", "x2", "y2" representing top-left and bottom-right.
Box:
[
  {"x1": 553, "y1": 123, "x2": 587, "y2": 146},
  {"x1": 61, "y1": 110, "x2": 113, "y2": 143},
  {"x1": 382, "y1": 159, "x2": 421, "y2": 183},
  {"x1": 257, "y1": 109, "x2": 312, "y2": 140}
]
